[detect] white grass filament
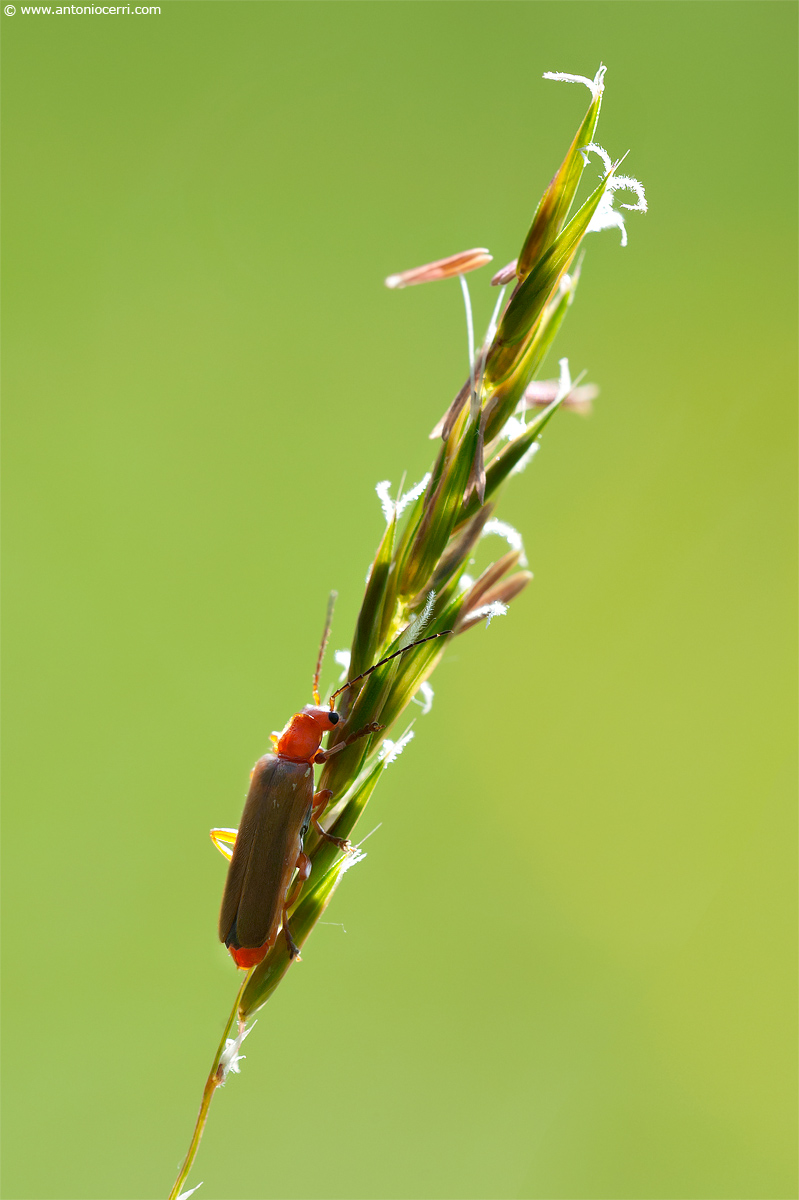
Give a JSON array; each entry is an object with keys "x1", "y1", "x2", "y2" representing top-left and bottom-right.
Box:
[{"x1": 482, "y1": 518, "x2": 529, "y2": 567}]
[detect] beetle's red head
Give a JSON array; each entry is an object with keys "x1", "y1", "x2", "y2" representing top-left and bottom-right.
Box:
[
  {"x1": 302, "y1": 704, "x2": 341, "y2": 729},
  {"x1": 275, "y1": 704, "x2": 340, "y2": 762}
]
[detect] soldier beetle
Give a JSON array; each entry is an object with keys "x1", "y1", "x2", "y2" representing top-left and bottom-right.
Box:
[{"x1": 211, "y1": 599, "x2": 450, "y2": 969}]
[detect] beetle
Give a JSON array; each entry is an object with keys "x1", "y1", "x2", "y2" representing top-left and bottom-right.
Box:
[{"x1": 210, "y1": 603, "x2": 449, "y2": 969}]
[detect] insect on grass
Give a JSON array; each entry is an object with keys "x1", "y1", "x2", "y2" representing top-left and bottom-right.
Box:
[
  {"x1": 213, "y1": 602, "x2": 450, "y2": 970},
  {"x1": 167, "y1": 64, "x2": 646, "y2": 1200}
]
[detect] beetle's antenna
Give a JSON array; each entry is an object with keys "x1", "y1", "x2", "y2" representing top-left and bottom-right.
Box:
[
  {"x1": 329, "y1": 630, "x2": 452, "y2": 707},
  {"x1": 313, "y1": 591, "x2": 337, "y2": 705}
]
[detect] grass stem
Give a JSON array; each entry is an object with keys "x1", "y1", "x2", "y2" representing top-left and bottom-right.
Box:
[{"x1": 167, "y1": 969, "x2": 254, "y2": 1200}]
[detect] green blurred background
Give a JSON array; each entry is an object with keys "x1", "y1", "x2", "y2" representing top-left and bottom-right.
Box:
[{"x1": 2, "y1": 3, "x2": 796, "y2": 1198}]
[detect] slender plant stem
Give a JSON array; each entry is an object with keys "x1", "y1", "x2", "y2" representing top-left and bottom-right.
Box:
[{"x1": 167, "y1": 969, "x2": 254, "y2": 1200}]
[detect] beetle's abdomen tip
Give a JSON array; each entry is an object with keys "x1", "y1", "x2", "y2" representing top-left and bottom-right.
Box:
[
  {"x1": 230, "y1": 943, "x2": 269, "y2": 969},
  {"x1": 225, "y1": 918, "x2": 272, "y2": 968}
]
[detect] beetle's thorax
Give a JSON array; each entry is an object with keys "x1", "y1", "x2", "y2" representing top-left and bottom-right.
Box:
[{"x1": 276, "y1": 704, "x2": 337, "y2": 762}]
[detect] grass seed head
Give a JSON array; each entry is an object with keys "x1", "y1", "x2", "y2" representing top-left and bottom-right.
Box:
[
  {"x1": 170, "y1": 67, "x2": 649, "y2": 1200},
  {"x1": 230, "y1": 61, "x2": 646, "y2": 1020}
]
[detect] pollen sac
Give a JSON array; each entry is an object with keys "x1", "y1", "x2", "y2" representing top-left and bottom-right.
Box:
[
  {"x1": 491, "y1": 259, "x2": 518, "y2": 287},
  {"x1": 522, "y1": 379, "x2": 598, "y2": 416},
  {"x1": 385, "y1": 248, "x2": 492, "y2": 290}
]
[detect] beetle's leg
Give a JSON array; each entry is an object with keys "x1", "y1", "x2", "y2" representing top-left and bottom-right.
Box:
[
  {"x1": 283, "y1": 922, "x2": 301, "y2": 960},
  {"x1": 282, "y1": 851, "x2": 311, "y2": 960},
  {"x1": 312, "y1": 720, "x2": 383, "y2": 765},
  {"x1": 285, "y1": 851, "x2": 312, "y2": 912},
  {"x1": 210, "y1": 827, "x2": 238, "y2": 861},
  {"x1": 310, "y1": 787, "x2": 351, "y2": 852}
]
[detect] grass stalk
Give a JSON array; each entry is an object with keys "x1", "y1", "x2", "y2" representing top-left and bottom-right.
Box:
[{"x1": 168, "y1": 970, "x2": 254, "y2": 1200}]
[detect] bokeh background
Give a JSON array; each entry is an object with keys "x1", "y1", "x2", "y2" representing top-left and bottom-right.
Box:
[{"x1": 2, "y1": 3, "x2": 796, "y2": 1198}]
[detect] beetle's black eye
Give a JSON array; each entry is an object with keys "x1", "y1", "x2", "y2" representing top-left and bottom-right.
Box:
[{"x1": 328, "y1": 711, "x2": 339, "y2": 725}]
